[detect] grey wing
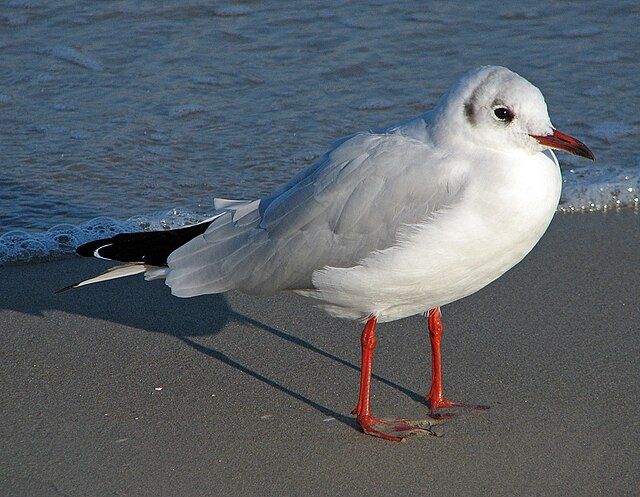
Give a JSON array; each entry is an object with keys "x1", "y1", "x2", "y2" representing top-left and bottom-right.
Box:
[{"x1": 166, "y1": 131, "x2": 466, "y2": 297}]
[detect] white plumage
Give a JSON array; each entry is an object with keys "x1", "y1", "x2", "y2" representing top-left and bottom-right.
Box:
[
  {"x1": 66, "y1": 65, "x2": 594, "y2": 441},
  {"x1": 163, "y1": 66, "x2": 564, "y2": 322}
]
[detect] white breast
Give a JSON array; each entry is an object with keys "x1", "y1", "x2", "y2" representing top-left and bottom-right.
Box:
[{"x1": 299, "y1": 150, "x2": 561, "y2": 322}]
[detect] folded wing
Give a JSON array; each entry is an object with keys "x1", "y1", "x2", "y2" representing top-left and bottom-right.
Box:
[{"x1": 167, "y1": 127, "x2": 467, "y2": 297}]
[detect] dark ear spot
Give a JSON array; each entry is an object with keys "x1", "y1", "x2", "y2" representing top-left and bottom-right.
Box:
[{"x1": 464, "y1": 102, "x2": 475, "y2": 125}]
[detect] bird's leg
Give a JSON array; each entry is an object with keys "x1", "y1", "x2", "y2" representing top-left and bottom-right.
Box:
[
  {"x1": 425, "y1": 307, "x2": 489, "y2": 417},
  {"x1": 425, "y1": 307, "x2": 451, "y2": 411},
  {"x1": 352, "y1": 316, "x2": 438, "y2": 441},
  {"x1": 351, "y1": 317, "x2": 377, "y2": 419}
]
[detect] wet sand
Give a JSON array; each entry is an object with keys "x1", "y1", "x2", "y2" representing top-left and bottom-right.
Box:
[{"x1": 1, "y1": 212, "x2": 639, "y2": 497}]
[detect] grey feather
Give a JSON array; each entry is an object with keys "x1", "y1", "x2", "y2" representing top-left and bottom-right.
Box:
[{"x1": 166, "y1": 116, "x2": 466, "y2": 297}]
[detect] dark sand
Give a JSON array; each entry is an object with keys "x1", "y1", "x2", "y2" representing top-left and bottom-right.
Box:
[{"x1": 1, "y1": 213, "x2": 639, "y2": 497}]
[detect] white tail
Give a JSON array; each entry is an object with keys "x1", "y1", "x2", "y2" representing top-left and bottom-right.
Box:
[{"x1": 56, "y1": 263, "x2": 150, "y2": 293}]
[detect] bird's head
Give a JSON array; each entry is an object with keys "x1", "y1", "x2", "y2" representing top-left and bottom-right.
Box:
[{"x1": 431, "y1": 66, "x2": 594, "y2": 161}]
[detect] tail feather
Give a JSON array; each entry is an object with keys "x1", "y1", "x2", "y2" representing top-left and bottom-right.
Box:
[
  {"x1": 58, "y1": 216, "x2": 219, "y2": 293},
  {"x1": 76, "y1": 217, "x2": 218, "y2": 266},
  {"x1": 55, "y1": 263, "x2": 149, "y2": 293}
]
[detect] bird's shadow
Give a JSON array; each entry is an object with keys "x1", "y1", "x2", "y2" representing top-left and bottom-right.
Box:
[{"x1": 3, "y1": 258, "x2": 426, "y2": 433}]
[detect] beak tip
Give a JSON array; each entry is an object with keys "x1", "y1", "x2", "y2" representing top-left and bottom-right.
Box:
[
  {"x1": 575, "y1": 143, "x2": 595, "y2": 161},
  {"x1": 531, "y1": 130, "x2": 595, "y2": 162}
]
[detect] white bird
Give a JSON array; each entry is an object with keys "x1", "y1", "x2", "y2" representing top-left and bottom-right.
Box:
[{"x1": 60, "y1": 66, "x2": 594, "y2": 441}]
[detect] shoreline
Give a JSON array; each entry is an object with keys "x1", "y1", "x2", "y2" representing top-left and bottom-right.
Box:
[
  {"x1": 1, "y1": 212, "x2": 639, "y2": 496},
  {"x1": 1, "y1": 208, "x2": 638, "y2": 267}
]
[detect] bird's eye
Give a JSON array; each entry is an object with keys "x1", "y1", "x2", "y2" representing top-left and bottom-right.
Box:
[{"x1": 493, "y1": 107, "x2": 514, "y2": 122}]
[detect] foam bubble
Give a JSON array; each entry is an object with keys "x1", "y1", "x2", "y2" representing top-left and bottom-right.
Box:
[
  {"x1": 1, "y1": 217, "x2": 126, "y2": 265},
  {"x1": 560, "y1": 167, "x2": 639, "y2": 213},
  {"x1": 0, "y1": 209, "x2": 218, "y2": 266}
]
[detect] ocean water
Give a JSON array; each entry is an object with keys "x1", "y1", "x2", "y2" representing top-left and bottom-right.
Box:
[{"x1": 1, "y1": 0, "x2": 638, "y2": 265}]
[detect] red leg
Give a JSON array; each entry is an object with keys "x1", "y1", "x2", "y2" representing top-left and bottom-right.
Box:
[
  {"x1": 425, "y1": 307, "x2": 489, "y2": 416},
  {"x1": 351, "y1": 317, "x2": 377, "y2": 419},
  {"x1": 352, "y1": 317, "x2": 438, "y2": 441}
]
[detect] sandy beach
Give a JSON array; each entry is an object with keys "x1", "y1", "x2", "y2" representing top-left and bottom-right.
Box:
[{"x1": 1, "y1": 212, "x2": 638, "y2": 497}]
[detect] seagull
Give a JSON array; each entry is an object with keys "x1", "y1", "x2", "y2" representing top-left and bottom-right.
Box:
[{"x1": 60, "y1": 66, "x2": 594, "y2": 441}]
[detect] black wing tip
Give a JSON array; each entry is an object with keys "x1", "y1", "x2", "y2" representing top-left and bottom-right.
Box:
[
  {"x1": 74, "y1": 218, "x2": 216, "y2": 264},
  {"x1": 76, "y1": 238, "x2": 109, "y2": 258}
]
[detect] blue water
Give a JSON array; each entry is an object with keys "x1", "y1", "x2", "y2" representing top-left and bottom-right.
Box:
[{"x1": 1, "y1": 0, "x2": 639, "y2": 264}]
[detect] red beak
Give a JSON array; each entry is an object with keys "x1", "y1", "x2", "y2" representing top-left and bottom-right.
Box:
[{"x1": 530, "y1": 129, "x2": 595, "y2": 161}]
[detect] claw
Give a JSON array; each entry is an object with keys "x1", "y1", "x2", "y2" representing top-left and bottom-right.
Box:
[
  {"x1": 425, "y1": 394, "x2": 490, "y2": 418},
  {"x1": 352, "y1": 317, "x2": 443, "y2": 441},
  {"x1": 357, "y1": 415, "x2": 440, "y2": 441},
  {"x1": 425, "y1": 308, "x2": 490, "y2": 418}
]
